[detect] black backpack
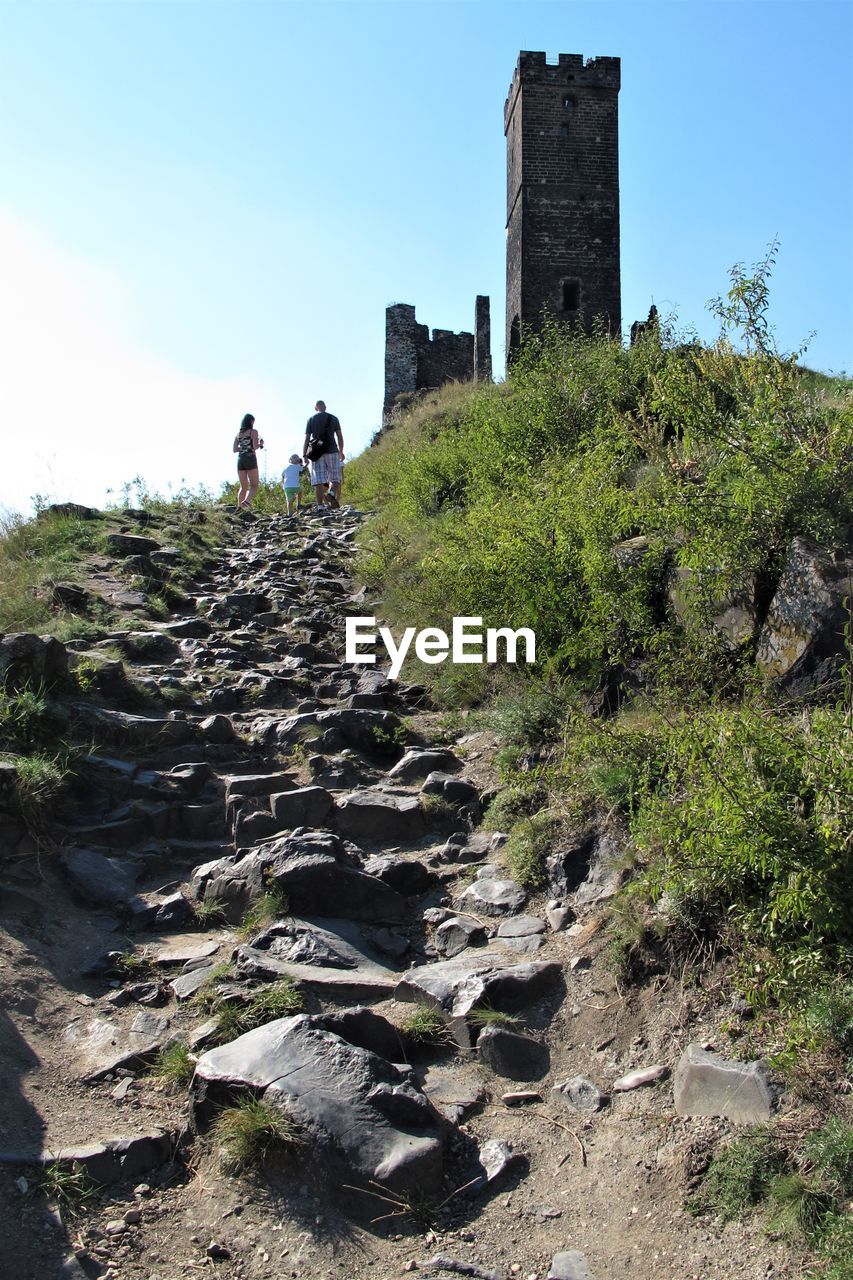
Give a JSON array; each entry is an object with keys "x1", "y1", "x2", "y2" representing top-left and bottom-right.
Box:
[{"x1": 306, "y1": 412, "x2": 334, "y2": 461}]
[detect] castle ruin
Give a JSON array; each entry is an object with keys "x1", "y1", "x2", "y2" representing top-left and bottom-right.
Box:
[
  {"x1": 382, "y1": 297, "x2": 492, "y2": 427},
  {"x1": 381, "y1": 50, "x2": 621, "y2": 425}
]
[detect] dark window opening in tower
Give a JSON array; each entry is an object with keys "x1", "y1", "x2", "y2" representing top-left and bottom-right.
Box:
[
  {"x1": 562, "y1": 280, "x2": 580, "y2": 312},
  {"x1": 563, "y1": 95, "x2": 576, "y2": 112},
  {"x1": 560, "y1": 124, "x2": 570, "y2": 137}
]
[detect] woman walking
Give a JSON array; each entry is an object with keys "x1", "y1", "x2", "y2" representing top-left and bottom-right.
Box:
[{"x1": 233, "y1": 413, "x2": 263, "y2": 508}]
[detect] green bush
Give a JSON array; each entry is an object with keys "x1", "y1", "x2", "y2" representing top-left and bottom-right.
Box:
[
  {"x1": 400, "y1": 1003, "x2": 449, "y2": 1046},
  {"x1": 815, "y1": 1212, "x2": 853, "y2": 1280},
  {"x1": 0, "y1": 683, "x2": 60, "y2": 754},
  {"x1": 0, "y1": 508, "x2": 103, "y2": 638},
  {"x1": 482, "y1": 784, "x2": 544, "y2": 832},
  {"x1": 156, "y1": 1041, "x2": 196, "y2": 1088},
  {"x1": 805, "y1": 1118, "x2": 853, "y2": 1197},
  {"x1": 804, "y1": 980, "x2": 853, "y2": 1064},
  {"x1": 237, "y1": 889, "x2": 290, "y2": 938},
  {"x1": 690, "y1": 1119, "x2": 853, "y2": 1273},
  {"x1": 35, "y1": 1159, "x2": 97, "y2": 1215},
  {"x1": 501, "y1": 814, "x2": 556, "y2": 890},
  {"x1": 631, "y1": 702, "x2": 853, "y2": 1006}
]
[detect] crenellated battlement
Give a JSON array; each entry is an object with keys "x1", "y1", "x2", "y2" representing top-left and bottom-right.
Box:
[{"x1": 505, "y1": 50, "x2": 621, "y2": 129}]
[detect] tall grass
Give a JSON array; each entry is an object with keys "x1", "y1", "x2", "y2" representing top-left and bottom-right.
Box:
[{"x1": 0, "y1": 508, "x2": 104, "y2": 638}]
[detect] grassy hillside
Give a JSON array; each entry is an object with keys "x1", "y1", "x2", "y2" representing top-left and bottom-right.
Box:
[
  {"x1": 347, "y1": 321, "x2": 850, "y2": 698},
  {"x1": 345, "y1": 263, "x2": 853, "y2": 1268}
]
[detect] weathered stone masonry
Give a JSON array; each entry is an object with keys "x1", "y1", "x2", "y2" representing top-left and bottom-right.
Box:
[
  {"x1": 382, "y1": 297, "x2": 492, "y2": 427},
  {"x1": 505, "y1": 51, "x2": 621, "y2": 354}
]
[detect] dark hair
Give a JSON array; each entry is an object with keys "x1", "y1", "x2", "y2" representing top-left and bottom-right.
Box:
[
  {"x1": 315, "y1": 400, "x2": 326, "y2": 412},
  {"x1": 240, "y1": 414, "x2": 255, "y2": 431}
]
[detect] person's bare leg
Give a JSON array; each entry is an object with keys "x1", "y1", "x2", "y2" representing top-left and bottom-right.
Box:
[
  {"x1": 247, "y1": 469, "x2": 260, "y2": 505},
  {"x1": 331, "y1": 480, "x2": 342, "y2": 504},
  {"x1": 237, "y1": 471, "x2": 249, "y2": 506},
  {"x1": 314, "y1": 483, "x2": 325, "y2": 506}
]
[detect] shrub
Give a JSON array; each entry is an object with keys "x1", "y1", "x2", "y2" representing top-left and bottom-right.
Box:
[
  {"x1": 815, "y1": 1212, "x2": 853, "y2": 1280},
  {"x1": 805, "y1": 1119, "x2": 853, "y2": 1197},
  {"x1": 35, "y1": 1160, "x2": 97, "y2": 1214},
  {"x1": 419, "y1": 793, "x2": 457, "y2": 829},
  {"x1": 482, "y1": 784, "x2": 544, "y2": 832},
  {"x1": 468, "y1": 1006, "x2": 520, "y2": 1030},
  {"x1": 804, "y1": 981, "x2": 853, "y2": 1065},
  {"x1": 690, "y1": 1120, "x2": 853, "y2": 1273},
  {"x1": 501, "y1": 814, "x2": 555, "y2": 890},
  {"x1": 191, "y1": 898, "x2": 227, "y2": 926},
  {"x1": 631, "y1": 703, "x2": 853, "y2": 1007},
  {"x1": 0, "y1": 507, "x2": 103, "y2": 638},
  {"x1": 4, "y1": 751, "x2": 69, "y2": 821},
  {"x1": 191, "y1": 962, "x2": 233, "y2": 1010},
  {"x1": 0, "y1": 683, "x2": 59, "y2": 754}
]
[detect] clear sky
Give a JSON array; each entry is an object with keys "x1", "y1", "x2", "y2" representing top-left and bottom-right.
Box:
[{"x1": 1, "y1": 0, "x2": 851, "y2": 514}]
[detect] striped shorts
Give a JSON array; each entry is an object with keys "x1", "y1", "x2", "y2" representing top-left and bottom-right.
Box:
[{"x1": 309, "y1": 451, "x2": 343, "y2": 484}]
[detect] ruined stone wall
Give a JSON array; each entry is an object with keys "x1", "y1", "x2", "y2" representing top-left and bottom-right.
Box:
[
  {"x1": 383, "y1": 305, "x2": 427, "y2": 426},
  {"x1": 418, "y1": 328, "x2": 474, "y2": 393},
  {"x1": 505, "y1": 51, "x2": 621, "y2": 354},
  {"x1": 383, "y1": 298, "x2": 491, "y2": 427},
  {"x1": 474, "y1": 295, "x2": 492, "y2": 382}
]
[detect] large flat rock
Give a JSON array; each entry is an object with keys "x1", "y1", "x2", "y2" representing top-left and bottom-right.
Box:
[
  {"x1": 61, "y1": 848, "x2": 139, "y2": 906},
  {"x1": 272, "y1": 708, "x2": 404, "y2": 754},
  {"x1": 388, "y1": 749, "x2": 463, "y2": 783},
  {"x1": 457, "y1": 875, "x2": 526, "y2": 917},
  {"x1": 192, "y1": 1014, "x2": 445, "y2": 1198},
  {"x1": 335, "y1": 789, "x2": 426, "y2": 842},
  {"x1": 270, "y1": 785, "x2": 334, "y2": 831},
  {"x1": 234, "y1": 917, "x2": 401, "y2": 999},
  {"x1": 64, "y1": 1016, "x2": 166, "y2": 1082}
]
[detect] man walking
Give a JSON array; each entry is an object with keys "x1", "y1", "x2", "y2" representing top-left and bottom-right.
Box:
[{"x1": 303, "y1": 400, "x2": 345, "y2": 510}]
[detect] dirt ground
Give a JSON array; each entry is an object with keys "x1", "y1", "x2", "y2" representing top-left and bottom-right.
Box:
[{"x1": 0, "y1": 829, "x2": 804, "y2": 1280}]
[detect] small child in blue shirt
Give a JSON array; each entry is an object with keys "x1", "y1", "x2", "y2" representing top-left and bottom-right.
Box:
[{"x1": 281, "y1": 454, "x2": 307, "y2": 516}]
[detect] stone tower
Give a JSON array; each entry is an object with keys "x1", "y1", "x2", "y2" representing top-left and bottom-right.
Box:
[{"x1": 505, "y1": 51, "x2": 621, "y2": 355}]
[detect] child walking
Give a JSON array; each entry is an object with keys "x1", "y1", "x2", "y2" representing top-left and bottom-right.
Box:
[{"x1": 281, "y1": 454, "x2": 307, "y2": 516}]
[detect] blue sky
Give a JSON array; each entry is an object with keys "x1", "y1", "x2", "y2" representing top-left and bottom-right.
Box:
[{"x1": 1, "y1": 0, "x2": 850, "y2": 512}]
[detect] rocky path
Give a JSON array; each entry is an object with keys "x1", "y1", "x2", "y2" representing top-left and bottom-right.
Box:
[{"x1": 0, "y1": 508, "x2": 796, "y2": 1280}]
